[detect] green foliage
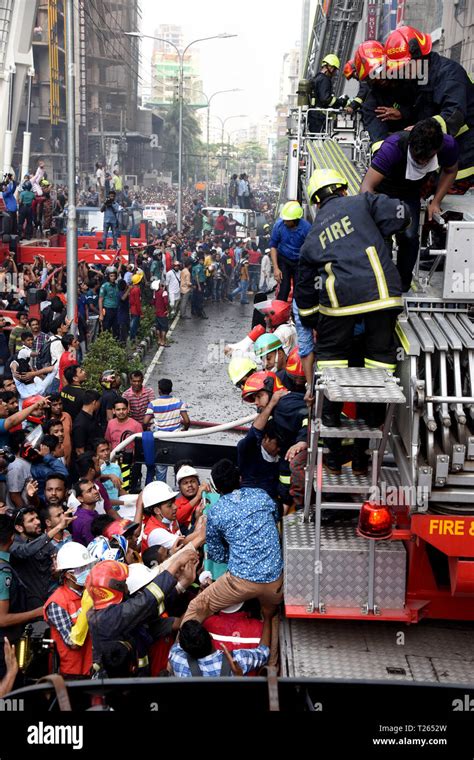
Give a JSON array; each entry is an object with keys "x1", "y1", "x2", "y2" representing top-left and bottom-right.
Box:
[
  {"x1": 161, "y1": 101, "x2": 203, "y2": 181},
  {"x1": 83, "y1": 330, "x2": 143, "y2": 392},
  {"x1": 136, "y1": 304, "x2": 156, "y2": 343}
]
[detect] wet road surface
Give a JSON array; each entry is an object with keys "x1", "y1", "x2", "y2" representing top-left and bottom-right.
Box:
[{"x1": 144, "y1": 299, "x2": 256, "y2": 446}]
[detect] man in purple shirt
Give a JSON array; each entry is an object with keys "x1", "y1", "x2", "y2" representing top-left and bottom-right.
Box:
[
  {"x1": 360, "y1": 118, "x2": 459, "y2": 290},
  {"x1": 71, "y1": 479, "x2": 101, "y2": 546}
]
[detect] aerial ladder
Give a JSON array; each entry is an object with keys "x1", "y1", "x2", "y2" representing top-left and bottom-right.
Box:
[
  {"x1": 0, "y1": 0, "x2": 38, "y2": 177},
  {"x1": 275, "y1": 0, "x2": 474, "y2": 686}
]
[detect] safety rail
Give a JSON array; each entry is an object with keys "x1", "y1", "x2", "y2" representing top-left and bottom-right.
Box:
[{"x1": 110, "y1": 414, "x2": 256, "y2": 461}]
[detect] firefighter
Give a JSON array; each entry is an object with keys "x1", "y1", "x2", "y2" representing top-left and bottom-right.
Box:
[
  {"x1": 43, "y1": 542, "x2": 96, "y2": 678},
  {"x1": 227, "y1": 356, "x2": 258, "y2": 388},
  {"x1": 343, "y1": 59, "x2": 370, "y2": 115},
  {"x1": 308, "y1": 54, "x2": 348, "y2": 134},
  {"x1": 254, "y1": 333, "x2": 287, "y2": 373},
  {"x1": 354, "y1": 40, "x2": 416, "y2": 154},
  {"x1": 294, "y1": 169, "x2": 410, "y2": 475},
  {"x1": 360, "y1": 118, "x2": 459, "y2": 290},
  {"x1": 278, "y1": 347, "x2": 307, "y2": 393},
  {"x1": 86, "y1": 551, "x2": 197, "y2": 676},
  {"x1": 269, "y1": 202, "x2": 312, "y2": 302},
  {"x1": 241, "y1": 371, "x2": 308, "y2": 510},
  {"x1": 225, "y1": 299, "x2": 297, "y2": 362},
  {"x1": 384, "y1": 25, "x2": 474, "y2": 190}
]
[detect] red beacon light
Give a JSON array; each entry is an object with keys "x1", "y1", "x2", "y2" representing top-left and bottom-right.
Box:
[{"x1": 357, "y1": 501, "x2": 393, "y2": 540}]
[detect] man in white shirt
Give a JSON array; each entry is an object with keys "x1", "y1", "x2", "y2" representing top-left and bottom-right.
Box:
[
  {"x1": 165, "y1": 262, "x2": 181, "y2": 318},
  {"x1": 95, "y1": 162, "x2": 105, "y2": 203},
  {"x1": 259, "y1": 249, "x2": 272, "y2": 291}
]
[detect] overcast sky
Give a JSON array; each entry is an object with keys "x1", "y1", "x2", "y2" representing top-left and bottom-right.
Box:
[{"x1": 140, "y1": 0, "x2": 304, "y2": 136}]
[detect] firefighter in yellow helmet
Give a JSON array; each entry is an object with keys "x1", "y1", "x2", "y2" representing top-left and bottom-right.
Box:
[
  {"x1": 308, "y1": 53, "x2": 349, "y2": 134},
  {"x1": 294, "y1": 169, "x2": 410, "y2": 475}
]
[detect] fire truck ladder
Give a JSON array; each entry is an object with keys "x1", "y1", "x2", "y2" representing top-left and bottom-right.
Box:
[{"x1": 284, "y1": 367, "x2": 406, "y2": 619}]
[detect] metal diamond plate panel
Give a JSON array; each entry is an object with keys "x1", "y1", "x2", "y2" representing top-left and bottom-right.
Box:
[
  {"x1": 430, "y1": 658, "x2": 474, "y2": 684},
  {"x1": 319, "y1": 367, "x2": 394, "y2": 386},
  {"x1": 317, "y1": 367, "x2": 406, "y2": 404},
  {"x1": 281, "y1": 620, "x2": 474, "y2": 683},
  {"x1": 320, "y1": 468, "x2": 372, "y2": 492},
  {"x1": 320, "y1": 419, "x2": 383, "y2": 438},
  {"x1": 283, "y1": 520, "x2": 406, "y2": 608}
]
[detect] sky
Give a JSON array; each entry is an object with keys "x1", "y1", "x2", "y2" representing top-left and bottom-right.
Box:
[{"x1": 140, "y1": 0, "x2": 303, "y2": 137}]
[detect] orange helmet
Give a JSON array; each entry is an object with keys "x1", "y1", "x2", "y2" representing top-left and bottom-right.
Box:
[
  {"x1": 286, "y1": 347, "x2": 305, "y2": 380},
  {"x1": 384, "y1": 26, "x2": 432, "y2": 70},
  {"x1": 22, "y1": 395, "x2": 46, "y2": 425},
  {"x1": 86, "y1": 560, "x2": 129, "y2": 609},
  {"x1": 254, "y1": 299, "x2": 292, "y2": 327},
  {"x1": 102, "y1": 519, "x2": 139, "y2": 541},
  {"x1": 343, "y1": 59, "x2": 357, "y2": 80},
  {"x1": 241, "y1": 371, "x2": 284, "y2": 403},
  {"x1": 354, "y1": 40, "x2": 385, "y2": 81}
]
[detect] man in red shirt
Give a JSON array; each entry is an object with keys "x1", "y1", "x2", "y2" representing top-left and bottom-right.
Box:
[
  {"x1": 214, "y1": 209, "x2": 227, "y2": 237},
  {"x1": 129, "y1": 273, "x2": 143, "y2": 341},
  {"x1": 105, "y1": 397, "x2": 142, "y2": 453},
  {"x1": 175, "y1": 465, "x2": 210, "y2": 530},
  {"x1": 247, "y1": 245, "x2": 262, "y2": 294},
  {"x1": 153, "y1": 281, "x2": 169, "y2": 348},
  {"x1": 123, "y1": 370, "x2": 155, "y2": 426}
]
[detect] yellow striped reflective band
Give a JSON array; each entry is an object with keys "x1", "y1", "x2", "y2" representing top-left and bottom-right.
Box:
[
  {"x1": 319, "y1": 296, "x2": 403, "y2": 317},
  {"x1": 279, "y1": 475, "x2": 291, "y2": 484},
  {"x1": 455, "y1": 123, "x2": 469, "y2": 137},
  {"x1": 325, "y1": 262, "x2": 339, "y2": 308},
  {"x1": 329, "y1": 95, "x2": 337, "y2": 106},
  {"x1": 371, "y1": 140, "x2": 383, "y2": 154},
  {"x1": 138, "y1": 656, "x2": 149, "y2": 668},
  {"x1": 298, "y1": 304, "x2": 319, "y2": 316},
  {"x1": 456, "y1": 165, "x2": 474, "y2": 180},
  {"x1": 432, "y1": 114, "x2": 447, "y2": 134},
  {"x1": 317, "y1": 360, "x2": 348, "y2": 369},
  {"x1": 302, "y1": 418, "x2": 308, "y2": 427},
  {"x1": 365, "y1": 246, "x2": 389, "y2": 300},
  {"x1": 146, "y1": 582, "x2": 165, "y2": 612},
  {"x1": 395, "y1": 323, "x2": 410, "y2": 354},
  {"x1": 364, "y1": 358, "x2": 396, "y2": 371},
  {"x1": 354, "y1": 97, "x2": 363, "y2": 104}
]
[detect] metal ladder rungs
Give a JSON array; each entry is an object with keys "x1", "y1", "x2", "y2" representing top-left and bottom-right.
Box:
[{"x1": 321, "y1": 419, "x2": 383, "y2": 438}]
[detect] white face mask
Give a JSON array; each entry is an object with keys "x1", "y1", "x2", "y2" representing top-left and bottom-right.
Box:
[
  {"x1": 261, "y1": 445, "x2": 279, "y2": 463},
  {"x1": 405, "y1": 147, "x2": 439, "y2": 180}
]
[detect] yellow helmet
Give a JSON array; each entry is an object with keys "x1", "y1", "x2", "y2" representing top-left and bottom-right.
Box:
[
  {"x1": 228, "y1": 356, "x2": 258, "y2": 386},
  {"x1": 322, "y1": 54, "x2": 340, "y2": 69},
  {"x1": 307, "y1": 169, "x2": 348, "y2": 204},
  {"x1": 280, "y1": 201, "x2": 303, "y2": 221}
]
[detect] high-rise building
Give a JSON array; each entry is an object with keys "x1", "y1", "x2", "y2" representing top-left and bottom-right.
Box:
[
  {"x1": 441, "y1": 0, "x2": 473, "y2": 71},
  {"x1": 13, "y1": 0, "x2": 150, "y2": 183},
  {"x1": 279, "y1": 46, "x2": 300, "y2": 109},
  {"x1": 148, "y1": 24, "x2": 203, "y2": 110}
]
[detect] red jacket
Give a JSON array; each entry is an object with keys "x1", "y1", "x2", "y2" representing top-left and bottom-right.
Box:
[
  {"x1": 154, "y1": 289, "x2": 169, "y2": 317},
  {"x1": 129, "y1": 285, "x2": 142, "y2": 317},
  {"x1": 44, "y1": 584, "x2": 93, "y2": 676}
]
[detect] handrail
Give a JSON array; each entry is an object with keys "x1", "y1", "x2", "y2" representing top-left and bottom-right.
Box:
[{"x1": 110, "y1": 413, "x2": 257, "y2": 461}]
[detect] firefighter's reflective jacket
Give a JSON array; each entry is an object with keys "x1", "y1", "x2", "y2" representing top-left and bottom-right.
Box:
[
  {"x1": 295, "y1": 192, "x2": 409, "y2": 328},
  {"x1": 413, "y1": 52, "x2": 474, "y2": 181},
  {"x1": 310, "y1": 71, "x2": 346, "y2": 109}
]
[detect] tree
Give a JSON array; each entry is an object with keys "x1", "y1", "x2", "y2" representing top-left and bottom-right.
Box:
[{"x1": 160, "y1": 101, "x2": 203, "y2": 182}]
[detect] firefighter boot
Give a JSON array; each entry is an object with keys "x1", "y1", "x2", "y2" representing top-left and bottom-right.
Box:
[{"x1": 351, "y1": 438, "x2": 369, "y2": 476}]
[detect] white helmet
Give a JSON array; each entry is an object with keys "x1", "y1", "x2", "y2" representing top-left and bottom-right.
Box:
[
  {"x1": 56, "y1": 541, "x2": 95, "y2": 571},
  {"x1": 126, "y1": 563, "x2": 161, "y2": 594},
  {"x1": 176, "y1": 465, "x2": 199, "y2": 484},
  {"x1": 142, "y1": 481, "x2": 178, "y2": 509}
]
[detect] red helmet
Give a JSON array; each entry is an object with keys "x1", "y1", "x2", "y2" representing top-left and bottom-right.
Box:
[
  {"x1": 343, "y1": 59, "x2": 357, "y2": 80},
  {"x1": 86, "y1": 560, "x2": 129, "y2": 609},
  {"x1": 102, "y1": 519, "x2": 139, "y2": 541},
  {"x1": 354, "y1": 40, "x2": 385, "y2": 81},
  {"x1": 385, "y1": 26, "x2": 432, "y2": 70},
  {"x1": 254, "y1": 299, "x2": 291, "y2": 327},
  {"x1": 286, "y1": 347, "x2": 305, "y2": 380},
  {"x1": 22, "y1": 395, "x2": 46, "y2": 425},
  {"x1": 241, "y1": 371, "x2": 284, "y2": 403}
]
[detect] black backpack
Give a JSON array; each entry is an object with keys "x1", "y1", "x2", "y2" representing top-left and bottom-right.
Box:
[{"x1": 36, "y1": 336, "x2": 61, "y2": 370}]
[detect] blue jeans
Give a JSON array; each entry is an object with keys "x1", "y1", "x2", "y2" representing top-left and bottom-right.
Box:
[
  {"x1": 155, "y1": 464, "x2": 168, "y2": 482},
  {"x1": 249, "y1": 266, "x2": 260, "y2": 293},
  {"x1": 212, "y1": 279, "x2": 223, "y2": 301},
  {"x1": 130, "y1": 315, "x2": 141, "y2": 340},
  {"x1": 231, "y1": 279, "x2": 249, "y2": 304},
  {"x1": 103, "y1": 222, "x2": 119, "y2": 248}
]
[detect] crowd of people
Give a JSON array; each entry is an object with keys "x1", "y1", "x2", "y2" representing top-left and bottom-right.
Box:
[{"x1": 0, "y1": 21, "x2": 472, "y2": 694}]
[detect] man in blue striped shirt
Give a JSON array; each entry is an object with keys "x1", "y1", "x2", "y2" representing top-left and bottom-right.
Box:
[{"x1": 143, "y1": 378, "x2": 190, "y2": 482}]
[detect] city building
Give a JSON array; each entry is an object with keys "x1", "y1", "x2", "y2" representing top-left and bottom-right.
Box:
[{"x1": 147, "y1": 24, "x2": 203, "y2": 110}]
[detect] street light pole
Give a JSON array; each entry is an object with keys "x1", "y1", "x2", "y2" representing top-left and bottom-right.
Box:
[
  {"x1": 124, "y1": 32, "x2": 237, "y2": 231},
  {"x1": 205, "y1": 89, "x2": 242, "y2": 206},
  {"x1": 211, "y1": 114, "x2": 247, "y2": 205},
  {"x1": 65, "y1": 0, "x2": 77, "y2": 326}
]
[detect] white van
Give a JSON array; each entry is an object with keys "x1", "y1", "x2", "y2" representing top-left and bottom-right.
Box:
[
  {"x1": 143, "y1": 204, "x2": 168, "y2": 225},
  {"x1": 202, "y1": 207, "x2": 257, "y2": 240}
]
